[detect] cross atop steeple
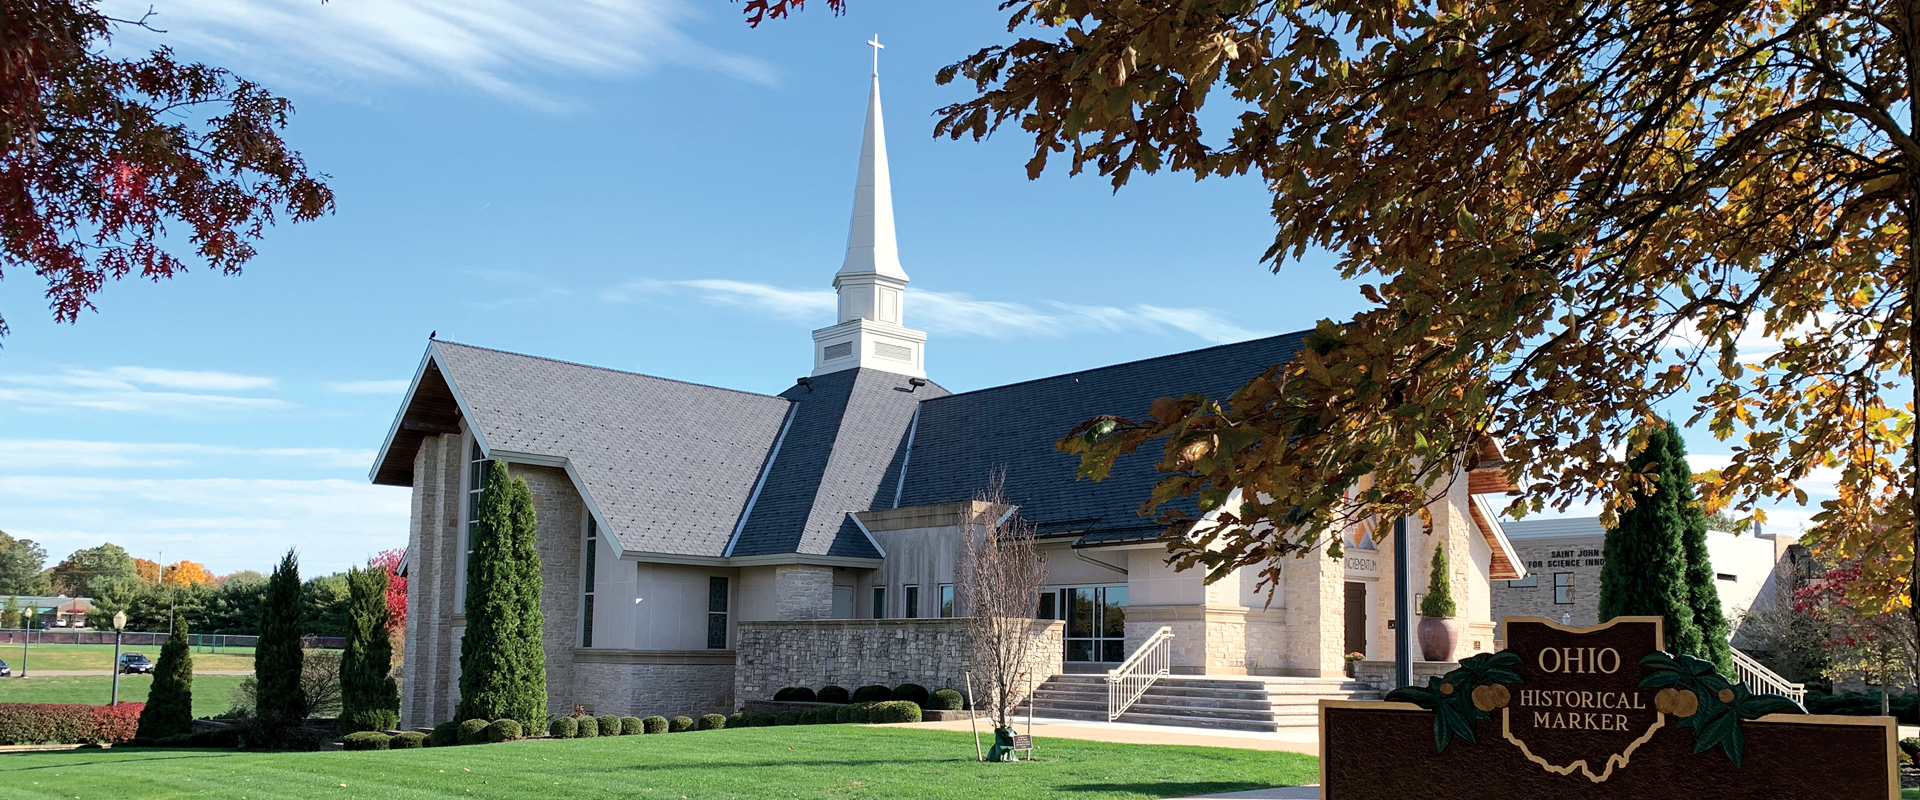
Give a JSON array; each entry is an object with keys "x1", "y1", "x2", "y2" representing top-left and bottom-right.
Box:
[{"x1": 811, "y1": 46, "x2": 926, "y2": 379}]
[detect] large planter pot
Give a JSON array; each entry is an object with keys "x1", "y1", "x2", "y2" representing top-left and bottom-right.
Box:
[{"x1": 1417, "y1": 617, "x2": 1462, "y2": 662}]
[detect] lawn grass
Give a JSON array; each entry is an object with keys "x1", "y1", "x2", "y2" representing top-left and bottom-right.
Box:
[
  {"x1": 0, "y1": 725, "x2": 1319, "y2": 800},
  {"x1": 0, "y1": 642, "x2": 261, "y2": 672},
  {"x1": 0, "y1": 674, "x2": 246, "y2": 718}
]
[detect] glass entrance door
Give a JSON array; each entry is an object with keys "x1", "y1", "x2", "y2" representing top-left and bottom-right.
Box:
[{"x1": 1045, "y1": 585, "x2": 1127, "y2": 663}]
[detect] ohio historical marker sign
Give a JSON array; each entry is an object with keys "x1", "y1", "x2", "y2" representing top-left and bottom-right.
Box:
[{"x1": 1321, "y1": 616, "x2": 1897, "y2": 799}]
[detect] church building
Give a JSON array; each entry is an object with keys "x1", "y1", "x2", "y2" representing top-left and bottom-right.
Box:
[{"x1": 372, "y1": 62, "x2": 1526, "y2": 729}]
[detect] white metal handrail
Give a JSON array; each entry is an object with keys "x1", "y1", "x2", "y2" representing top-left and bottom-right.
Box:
[
  {"x1": 1106, "y1": 626, "x2": 1174, "y2": 722},
  {"x1": 1731, "y1": 647, "x2": 1806, "y2": 705}
]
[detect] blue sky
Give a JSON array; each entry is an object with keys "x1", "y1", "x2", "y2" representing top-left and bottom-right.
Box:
[{"x1": 0, "y1": 1, "x2": 1818, "y2": 577}]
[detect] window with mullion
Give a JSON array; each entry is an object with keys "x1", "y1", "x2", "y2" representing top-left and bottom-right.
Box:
[{"x1": 707, "y1": 577, "x2": 729, "y2": 649}]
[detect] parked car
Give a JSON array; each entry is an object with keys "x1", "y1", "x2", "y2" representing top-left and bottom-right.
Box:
[
  {"x1": 118, "y1": 653, "x2": 154, "y2": 674},
  {"x1": 0, "y1": 659, "x2": 10, "y2": 677}
]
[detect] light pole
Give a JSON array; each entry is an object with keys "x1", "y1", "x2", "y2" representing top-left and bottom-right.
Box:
[
  {"x1": 1393, "y1": 515, "x2": 1413, "y2": 690},
  {"x1": 110, "y1": 611, "x2": 126, "y2": 706}
]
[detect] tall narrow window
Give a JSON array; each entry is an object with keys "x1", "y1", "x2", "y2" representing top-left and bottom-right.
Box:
[
  {"x1": 903, "y1": 585, "x2": 920, "y2": 619},
  {"x1": 938, "y1": 584, "x2": 955, "y2": 618},
  {"x1": 1553, "y1": 572, "x2": 1574, "y2": 604},
  {"x1": 466, "y1": 440, "x2": 490, "y2": 556},
  {"x1": 581, "y1": 517, "x2": 597, "y2": 648},
  {"x1": 707, "y1": 577, "x2": 729, "y2": 649},
  {"x1": 871, "y1": 587, "x2": 887, "y2": 619}
]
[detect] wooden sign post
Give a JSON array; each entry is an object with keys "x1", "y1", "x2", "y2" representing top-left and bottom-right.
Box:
[{"x1": 1321, "y1": 616, "x2": 1897, "y2": 799}]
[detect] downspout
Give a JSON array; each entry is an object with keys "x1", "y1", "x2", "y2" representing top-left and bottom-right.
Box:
[{"x1": 1073, "y1": 548, "x2": 1128, "y2": 576}]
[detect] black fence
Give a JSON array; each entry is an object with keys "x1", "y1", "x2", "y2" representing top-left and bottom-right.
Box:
[{"x1": 0, "y1": 628, "x2": 346, "y2": 650}]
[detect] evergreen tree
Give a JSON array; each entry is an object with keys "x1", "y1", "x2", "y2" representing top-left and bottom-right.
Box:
[
  {"x1": 1599, "y1": 421, "x2": 1704, "y2": 657},
  {"x1": 456, "y1": 461, "x2": 520, "y2": 723},
  {"x1": 2, "y1": 595, "x2": 17, "y2": 629},
  {"x1": 340, "y1": 565, "x2": 400, "y2": 734},
  {"x1": 135, "y1": 614, "x2": 193, "y2": 739},
  {"x1": 1666, "y1": 430, "x2": 1735, "y2": 674},
  {"x1": 255, "y1": 549, "x2": 307, "y2": 721},
  {"x1": 506, "y1": 477, "x2": 547, "y2": 730},
  {"x1": 1419, "y1": 543, "x2": 1457, "y2": 618}
]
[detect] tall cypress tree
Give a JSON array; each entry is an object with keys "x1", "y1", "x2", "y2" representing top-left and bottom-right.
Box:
[
  {"x1": 255, "y1": 549, "x2": 307, "y2": 721},
  {"x1": 135, "y1": 614, "x2": 193, "y2": 739},
  {"x1": 506, "y1": 477, "x2": 547, "y2": 731},
  {"x1": 1599, "y1": 421, "x2": 1704, "y2": 657},
  {"x1": 339, "y1": 564, "x2": 400, "y2": 734},
  {"x1": 456, "y1": 461, "x2": 519, "y2": 723},
  {"x1": 1666, "y1": 430, "x2": 1735, "y2": 673}
]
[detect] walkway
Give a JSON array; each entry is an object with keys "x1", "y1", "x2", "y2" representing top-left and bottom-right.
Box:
[{"x1": 904, "y1": 716, "x2": 1324, "y2": 799}]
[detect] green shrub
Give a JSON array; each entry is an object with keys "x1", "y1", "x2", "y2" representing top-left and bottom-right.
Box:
[
  {"x1": 891, "y1": 684, "x2": 930, "y2": 708},
  {"x1": 699, "y1": 713, "x2": 726, "y2": 731},
  {"x1": 847, "y1": 703, "x2": 875, "y2": 724},
  {"x1": 817, "y1": 685, "x2": 850, "y2": 704},
  {"x1": 596, "y1": 715, "x2": 621, "y2": 737},
  {"x1": 547, "y1": 717, "x2": 577, "y2": 739},
  {"x1": 750, "y1": 713, "x2": 776, "y2": 727},
  {"x1": 429, "y1": 721, "x2": 460, "y2": 747},
  {"x1": 852, "y1": 685, "x2": 891, "y2": 703},
  {"x1": 725, "y1": 713, "x2": 747, "y2": 729},
  {"x1": 928, "y1": 689, "x2": 964, "y2": 711},
  {"x1": 773, "y1": 711, "x2": 800, "y2": 726},
  {"x1": 832, "y1": 705, "x2": 855, "y2": 724},
  {"x1": 868, "y1": 700, "x2": 922, "y2": 724},
  {"x1": 1902, "y1": 737, "x2": 1920, "y2": 759},
  {"x1": 669, "y1": 716, "x2": 694, "y2": 733},
  {"x1": 486, "y1": 719, "x2": 524, "y2": 743},
  {"x1": 619, "y1": 716, "x2": 644, "y2": 736},
  {"x1": 391, "y1": 731, "x2": 427, "y2": 749},
  {"x1": 575, "y1": 716, "x2": 599, "y2": 738},
  {"x1": 637, "y1": 716, "x2": 664, "y2": 734},
  {"x1": 209, "y1": 728, "x2": 241, "y2": 748},
  {"x1": 456, "y1": 719, "x2": 491, "y2": 746},
  {"x1": 157, "y1": 733, "x2": 192, "y2": 747},
  {"x1": 773, "y1": 687, "x2": 817, "y2": 702},
  {"x1": 187, "y1": 730, "x2": 213, "y2": 747},
  {"x1": 343, "y1": 731, "x2": 392, "y2": 751},
  {"x1": 1804, "y1": 692, "x2": 1920, "y2": 724},
  {"x1": 797, "y1": 709, "x2": 820, "y2": 725},
  {"x1": 127, "y1": 737, "x2": 154, "y2": 747}
]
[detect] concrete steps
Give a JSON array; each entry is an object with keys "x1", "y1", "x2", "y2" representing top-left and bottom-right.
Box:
[{"x1": 1029, "y1": 674, "x2": 1382, "y2": 732}]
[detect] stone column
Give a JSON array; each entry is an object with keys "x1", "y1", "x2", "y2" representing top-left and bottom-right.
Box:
[{"x1": 772, "y1": 565, "x2": 834, "y2": 620}]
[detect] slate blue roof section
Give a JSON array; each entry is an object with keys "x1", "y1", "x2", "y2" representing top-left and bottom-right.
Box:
[
  {"x1": 432, "y1": 341, "x2": 794, "y2": 558},
  {"x1": 728, "y1": 368, "x2": 947, "y2": 558},
  {"x1": 897, "y1": 331, "x2": 1310, "y2": 536}
]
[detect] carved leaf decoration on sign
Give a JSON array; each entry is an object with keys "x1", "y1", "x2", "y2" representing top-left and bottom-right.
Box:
[
  {"x1": 1638, "y1": 651, "x2": 1806, "y2": 766},
  {"x1": 1385, "y1": 651, "x2": 1527, "y2": 754}
]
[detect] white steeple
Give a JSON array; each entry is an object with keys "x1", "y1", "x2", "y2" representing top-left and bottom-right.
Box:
[{"x1": 812, "y1": 36, "x2": 926, "y2": 379}]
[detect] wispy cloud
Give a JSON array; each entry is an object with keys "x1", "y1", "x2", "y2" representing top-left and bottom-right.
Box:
[
  {"x1": 103, "y1": 0, "x2": 775, "y2": 108},
  {"x1": 0, "y1": 366, "x2": 291, "y2": 415},
  {"x1": 0, "y1": 476, "x2": 408, "y2": 574},
  {"x1": 604, "y1": 279, "x2": 1272, "y2": 344},
  {"x1": 0, "y1": 440, "x2": 375, "y2": 470},
  {"x1": 326, "y1": 379, "x2": 412, "y2": 395}
]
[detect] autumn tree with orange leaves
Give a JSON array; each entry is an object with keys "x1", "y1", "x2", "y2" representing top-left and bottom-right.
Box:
[{"x1": 745, "y1": 2, "x2": 1918, "y2": 640}]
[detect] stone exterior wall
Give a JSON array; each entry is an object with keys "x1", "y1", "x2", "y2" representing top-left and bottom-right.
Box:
[
  {"x1": 569, "y1": 651, "x2": 735, "y2": 717},
  {"x1": 1492, "y1": 536, "x2": 1603, "y2": 631},
  {"x1": 734, "y1": 618, "x2": 1062, "y2": 710},
  {"x1": 400, "y1": 432, "x2": 463, "y2": 730},
  {"x1": 772, "y1": 564, "x2": 834, "y2": 620},
  {"x1": 398, "y1": 443, "x2": 588, "y2": 727},
  {"x1": 514, "y1": 463, "x2": 585, "y2": 719}
]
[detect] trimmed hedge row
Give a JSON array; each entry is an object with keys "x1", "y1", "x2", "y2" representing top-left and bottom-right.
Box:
[
  {"x1": 0, "y1": 702, "x2": 145, "y2": 745},
  {"x1": 770, "y1": 684, "x2": 963, "y2": 711},
  {"x1": 1804, "y1": 692, "x2": 1919, "y2": 724}
]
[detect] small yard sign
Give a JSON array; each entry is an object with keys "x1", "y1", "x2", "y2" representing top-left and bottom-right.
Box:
[{"x1": 1321, "y1": 616, "x2": 1896, "y2": 799}]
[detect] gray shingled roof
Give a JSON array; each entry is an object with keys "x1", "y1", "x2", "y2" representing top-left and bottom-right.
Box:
[
  {"x1": 728, "y1": 368, "x2": 947, "y2": 559},
  {"x1": 432, "y1": 341, "x2": 794, "y2": 558},
  {"x1": 897, "y1": 331, "x2": 1309, "y2": 538}
]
